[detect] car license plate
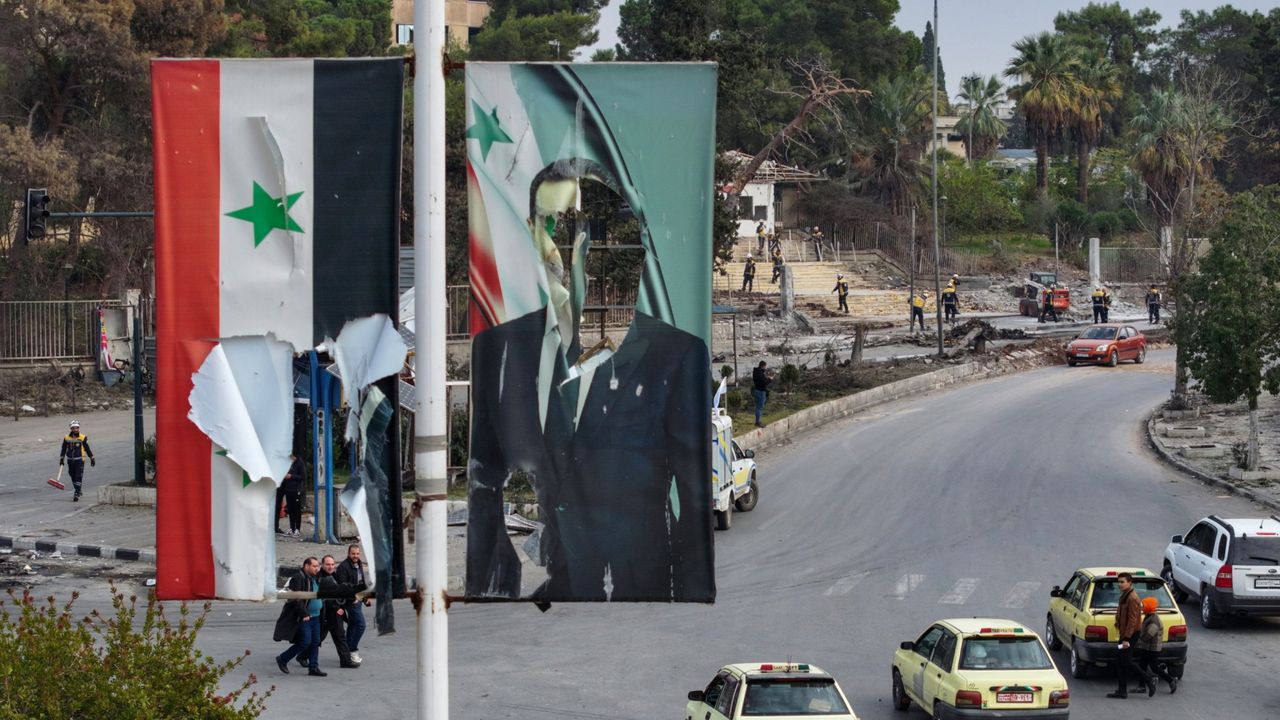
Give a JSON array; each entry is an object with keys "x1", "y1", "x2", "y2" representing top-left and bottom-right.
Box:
[
  {"x1": 997, "y1": 692, "x2": 1033, "y2": 703},
  {"x1": 1255, "y1": 578, "x2": 1280, "y2": 589},
  {"x1": 1075, "y1": 351, "x2": 1089, "y2": 357}
]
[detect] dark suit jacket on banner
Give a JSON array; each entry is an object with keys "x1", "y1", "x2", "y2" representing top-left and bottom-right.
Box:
[{"x1": 466, "y1": 308, "x2": 714, "y2": 602}]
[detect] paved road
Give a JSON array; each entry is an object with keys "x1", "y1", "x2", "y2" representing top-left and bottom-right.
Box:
[{"x1": 25, "y1": 350, "x2": 1280, "y2": 718}]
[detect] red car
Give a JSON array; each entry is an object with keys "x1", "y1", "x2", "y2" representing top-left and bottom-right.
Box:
[{"x1": 1065, "y1": 323, "x2": 1147, "y2": 366}]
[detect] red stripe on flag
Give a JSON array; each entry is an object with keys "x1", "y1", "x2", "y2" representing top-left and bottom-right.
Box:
[
  {"x1": 152, "y1": 60, "x2": 220, "y2": 599},
  {"x1": 467, "y1": 161, "x2": 502, "y2": 335}
]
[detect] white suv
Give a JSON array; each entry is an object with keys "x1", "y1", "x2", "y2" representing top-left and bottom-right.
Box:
[{"x1": 1162, "y1": 515, "x2": 1280, "y2": 627}]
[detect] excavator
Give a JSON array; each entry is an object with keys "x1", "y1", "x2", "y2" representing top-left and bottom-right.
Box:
[{"x1": 1017, "y1": 271, "x2": 1070, "y2": 317}]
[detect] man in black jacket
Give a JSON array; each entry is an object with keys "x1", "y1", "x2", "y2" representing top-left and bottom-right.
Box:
[
  {"x1": 274, "y1": 557, "x2": 325, "y2": 676},
  {"x1": 318, "y1": 555, "x2": 360, "y2": 669},
  {"x1": 59, "y1": 420, "x2": 95, "y2": 502},
  {"x1": 335, "y1": 544, "x2": 371, "y2": 662},
  {"x1": 282, "y1": 452, "x2": 306, "y2": 537}
]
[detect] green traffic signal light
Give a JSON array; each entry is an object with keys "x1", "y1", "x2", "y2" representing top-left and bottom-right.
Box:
[{"x1": 26, "y1": 188, "x2": 50, "y2": 240}]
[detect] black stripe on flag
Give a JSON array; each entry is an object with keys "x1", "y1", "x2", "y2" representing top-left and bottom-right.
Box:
[{"x1": 312, "y1": 58, "x2": 403, "y2": 343}]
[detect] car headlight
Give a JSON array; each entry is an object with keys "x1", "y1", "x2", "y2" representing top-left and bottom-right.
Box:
[{"x1": 1097, "y1": 344, "x2": 1109, "y2": 352}]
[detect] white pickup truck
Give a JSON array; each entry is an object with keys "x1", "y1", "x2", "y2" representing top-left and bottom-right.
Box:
[{"x1": 711, "y1": 408, "x2": 758, "y2": 531}]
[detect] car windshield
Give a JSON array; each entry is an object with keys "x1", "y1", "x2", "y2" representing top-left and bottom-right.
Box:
[
  {"x1": 1233, "y1": 536, "x2": 1280, "y2": 565},
  {"x1": 1080, "y1": 327, "x2": 1118, "y2": 340},
  {"x1": 958, "y1": 637, "x2": 1052, "y2": 670},
  {"x1": 742, "y1": 679, "x2": 849, "y2": 716},
  {"x1": 1089, "y1": 579, "x2": 1176, "y2": 609}
]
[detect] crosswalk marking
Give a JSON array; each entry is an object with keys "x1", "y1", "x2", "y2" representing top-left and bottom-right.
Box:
[
  {"x1": 892, "y1": 573, "x2": 926, "y2": 599},
  {"x1": 999, "y1": 581, "x2": 1041, "y2": 609},
  {"x1": 824, "y1": 574, "x2": 865, "y2": 596},
  {"x1": 938, "y1": 577, "x2": 979, "y2": 605}
]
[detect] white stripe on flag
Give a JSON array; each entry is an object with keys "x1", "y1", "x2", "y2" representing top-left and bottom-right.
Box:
[{"x1": 219, "y1": 59, "x2": 315, "y2": 352}]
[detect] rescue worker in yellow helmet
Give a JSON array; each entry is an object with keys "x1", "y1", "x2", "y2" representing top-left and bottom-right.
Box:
[
  {"x1": 1145, "y1": 285, "x2": 1162, "y2": 324},
  {"x1": 1039, "y1": 283, "x2": 1059, "y2": 323},
  {"x1": 1091, "y1": 286, "x2": 1107, "y2": 324},
  {"x1": 59, "y1": 420, "x2": 95, "y2": 502},
  {"x1": 941, "y1": 282, "x2": 959, "y2": 324},
  {"x1": 832, "y1": 272, "x2": 850, "y2": 314},
  {"x1": 909, "y1": 290, "x2": 928, "y2": 332}
]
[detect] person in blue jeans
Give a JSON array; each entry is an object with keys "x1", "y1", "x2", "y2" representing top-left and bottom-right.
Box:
[
  {"x1": 752, "y1": 361, "x2": 772, "y2": 427},
  {"x1": 335, "y1": 544, "x2": 370, "y2": 662},
  {"x1": 276, "y1": 557, "x2": 327, "y2": 677}
]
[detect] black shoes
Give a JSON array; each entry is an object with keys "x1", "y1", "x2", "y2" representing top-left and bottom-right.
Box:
[
  {"x1": 308, "y1": 668, "x2": 327, "y2": 677},
  {"x1": 1148, "y1": 680, "x2": 1158, "y2": 698},
  {"x1": 1106, "y1": 692, "x2": 1127, "y2": 699},
  {"x1": 73, "y1": 494, "x2": 80, "y2": 502},
  {"x1": 340, "y1": 661, "x2": 361, "y2": 669},
  {"x1": 276, "y1": 657, "x2": 290, "y2": 674},
  {"x1": 1169, "y1": 678, "x2": 1178, "y2": 694},
  {"x1": 297, "y1": 657, "x2": 308, "y2": 668}
]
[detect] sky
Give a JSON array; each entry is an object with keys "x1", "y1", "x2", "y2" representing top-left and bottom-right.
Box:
[{"x1": 584, "y1": 0, "x2": 1278, "y2": 99}]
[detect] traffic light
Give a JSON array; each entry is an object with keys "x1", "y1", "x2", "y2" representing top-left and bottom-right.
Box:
[{"x1": 25, "y1": 188, "x2": 50, "y2": 241}]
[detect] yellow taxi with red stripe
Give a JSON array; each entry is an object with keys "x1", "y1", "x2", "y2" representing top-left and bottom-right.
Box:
[
  {"x1": 1045, "y1": 567, "x2": 1188, "y2": 680},
  {"x1": 686, "y1": 662, "x2": 859, "y2": 719},
  {"x1": 891, "y1": 618, "x2": 1069, "y2": 719}
]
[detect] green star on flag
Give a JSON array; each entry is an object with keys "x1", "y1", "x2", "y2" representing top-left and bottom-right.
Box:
[
  {"x1": 214, "y1": 449, "x2": 253, "y2": 488},
  {"x1": 466, "y1": 100, "x2": 513, "y2": 160},
  {"x1": 226, "y1": 181, "x2": 304, "y2": 246}
]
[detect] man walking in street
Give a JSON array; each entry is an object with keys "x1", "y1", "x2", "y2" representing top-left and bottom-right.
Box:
[
  {"x1": 741, "y1": 254, "x2": 756, "y2": 293},
  {"x1": 909, "y1": 291, "x2": 928, "y2": 332},
  {"x1": 58, "y1": 420, "x2": 94, "y2": 502},
  {"x1": 811, "y1": 226, "x2": 825, "y2": 261},
  {"x1": 318, "y1": 555, "x2": 360, "y2": 669},
  {"x1": 1091, "y1": 286, "x2": 1106, "y2": 324},
  {"x1": 942, "y1": 282, "x2": 959, "y2": 324},
  {"x1": 832, "y1": 273, "x2": 849, "y2": 314},
  {"x1": 282, "y1": 451, "x2": 306, "y2": 537},
  {"x1": 1107, "y1": 572, "x2": 1155, "y2": 699},
  {"x1": 1146, "y1": 285, "x2": 1162, "y2": 324},
  {"x1": 275, "y1": 557, "x2": 326, "y2": 677},
  {"x1": 1136, "y1": 595, "x2": 1177, "y2": 694},
  {"x1": 1038, "y1": 284, "x2": 1058, "y2": 323},
  {"x1": 770, "y1": 249, "x2": 784, "y2": 284},
  {"x1": 752, "y1": 361, "x2": 772, "y2": 428},
  {"x1": 335, "y1": 544, "x2": 371, "y2": 663}
]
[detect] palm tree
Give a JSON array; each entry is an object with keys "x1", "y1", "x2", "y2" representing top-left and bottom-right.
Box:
[
  {"x1": 1131, "y1": 89, "x2": 1190, "y2": 226},
  {"x1": 848, "y1": 70, "x2": 933, "y2": 215},
  {"x1": 1069, "y1": 52, "x2": 1121, "y2": 204},
  {"x1": 1005, "y1": 33, "x2": 1081, "y2": 197},
  {"x1": 955, "y1": 74, "x2": 1007, "y2": 162}
]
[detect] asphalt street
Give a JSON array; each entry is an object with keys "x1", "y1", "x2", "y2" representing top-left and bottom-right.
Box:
[{"x1": 15, "y1": 348, "x2": 1279, "y2": 719}]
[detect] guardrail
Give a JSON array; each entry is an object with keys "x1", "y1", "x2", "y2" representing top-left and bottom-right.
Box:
[{"x1": 0, "y1": 299, "x2": 153, "y2": 363}]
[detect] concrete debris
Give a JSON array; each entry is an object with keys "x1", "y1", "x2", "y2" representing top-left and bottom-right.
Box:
[
  {"x1": 21, "y1": 405, "x2": 35, "y2": 413},
  {"x1": 49, "y1": 550, "x2": 62, "y2": 559}
]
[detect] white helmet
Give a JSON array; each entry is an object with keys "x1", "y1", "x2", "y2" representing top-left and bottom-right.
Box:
[{"x1": 69, "y1": 420, "x2": 81, "y2": 429}]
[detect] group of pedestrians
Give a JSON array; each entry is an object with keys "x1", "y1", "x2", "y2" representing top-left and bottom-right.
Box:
[
  {"x1": 274, "y1": 544, "x2": 372, "y2": 677},
  {"x1": 1109, "y1": 572, "x2": 1178, "y2": 700}
]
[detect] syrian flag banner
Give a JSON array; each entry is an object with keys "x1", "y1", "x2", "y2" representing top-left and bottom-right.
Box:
[{"x1": 151, "y1": 58, "x2": 403, "y2": 600}]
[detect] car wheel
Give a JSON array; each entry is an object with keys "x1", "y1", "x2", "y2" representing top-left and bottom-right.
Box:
[
  {"x1": 1069, "y1": 641, "x2": 1090, "y2": 679},
  {"x1": 735, "y1": 477, "x2": 758, "y2": 512},
  {"x1": 1045, "y1": 615, "x2": 1062, "y2": 650},
  {"x1": 1067, "y1": 359, "x2": 1077, "y2": 367},
  {"x1": 892, "y1": 669, "x2": 911, "y2": 711},
  {"x1": 1107, "y1": 350, "x2": 1119, "y2": 367},
  {"x1": 1169, "y1": 662, "x2": 1185, "y2": 680},
  {"x1": 1200, "y1": 590, "x2": 1222, "y2": 628},
  {"x1": 1135, "y1": 346, "x2": 1146, "y2": 364},
  {"x1": 715, "y1": 503, "x2": 732, "y2": 531},
  {"x1": 1162, "y1": 564, "x2": 1187, "y2": 602}
]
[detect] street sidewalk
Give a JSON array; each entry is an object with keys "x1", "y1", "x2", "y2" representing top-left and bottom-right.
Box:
[{"x1": 1147, "y1": 394, "x2": 1280, "y2": 513}]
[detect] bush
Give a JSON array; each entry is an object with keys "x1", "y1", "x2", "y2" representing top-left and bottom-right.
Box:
[
  {"x1": 941, "y1": 160, "x2": 1022, "y2": 232},
  {"x1": 719, "y1": 365, "x2": 734, "y2": 380},
  {"x1": 1090, "y1": 210, "x2": 1123, "y2": 240},
  {"x1": 0, "y1": 585, "x2": 270, "y2": 718},
  {"x1": 141, "y1": 434, "x2": 157, "y2": 484},
  {"x1": 725, "y1": 389, "x2": 746, "y2": 412},
  {"x1": 778, "y1": 364, "x2": 801, "y2": 386}
]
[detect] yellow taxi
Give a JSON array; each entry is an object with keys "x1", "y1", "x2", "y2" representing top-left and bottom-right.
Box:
[
  {"x1": 1045, "y1": 566, "x2": 1188, "y2": 680},
  {"x1": 891, "y1": 618, "x2": 1069, "y2": 719},
  {"x1": 686, "y1": 662, "x2": 859, "y2": 719}
]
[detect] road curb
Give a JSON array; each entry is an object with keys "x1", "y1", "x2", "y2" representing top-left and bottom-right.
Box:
[
  {"x1": 738, "y1": 361, "x2": 997, "y2": 453},
  {"x1": 0, "y1": 534, "x2": 155, "y2": 564},
  {"x1": 1144, "y1": 408, "x2": 1280, "y2": 513}
]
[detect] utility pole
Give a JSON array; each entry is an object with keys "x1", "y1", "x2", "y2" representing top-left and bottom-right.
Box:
[
  {"x1": 931, "y1": 0, "x2": 944, "y2": 356},
  {"x1": 413, "y1": 0, "x2": 449, "y2": 716},
  {"x1": 908, "y1": 207, "x2": 916, "y2": 327}
]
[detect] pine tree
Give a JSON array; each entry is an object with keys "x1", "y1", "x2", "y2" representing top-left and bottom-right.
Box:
[{"x1": 921, "y1": 22, "x2": 946, "y2": 96}]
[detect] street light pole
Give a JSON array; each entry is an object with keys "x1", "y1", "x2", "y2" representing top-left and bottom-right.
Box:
[{"x1": 931, "y1": 0, "x2": 944, "y2": 356}]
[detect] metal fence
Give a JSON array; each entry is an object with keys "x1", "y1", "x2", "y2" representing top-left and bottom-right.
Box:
[
  {"x1": 0, "y1": 298, "x2": 153, "y2": 363},
  {"x1": 1100, "y1": 247, "x2": 1165, "y2": 284}
]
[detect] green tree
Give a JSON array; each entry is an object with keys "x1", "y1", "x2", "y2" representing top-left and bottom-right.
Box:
[
  {"x1": 920, "y1": 20, "x2": 946, "y2": 104},
  {"x1": 1131, "y1": 89, "x2": 1189, "y2": 226},
  {"x1": 939, "y1": 158, "x2": 1021, "y2": 232},
  {"x1": 1067, "y1": 51, "x2": 1121, "y2": 204},
  {"x1": 0, "y1": 586, "x2": 270, "y2": 718},
  {"x1": 848, "y1": 70, "x2": 932, "y2": 215},
  {"x1": 468, "y1": 10, "x2": 599, "y2": 61},
  {"x1": 955, "y1": 74, "x2": 1006, "y2": 162},
  {"x1": 1054, "y1": 2, "x2": 1160, "y2": 139},
  {"x1": 1182, "y1": 187, "x2": 1280, "y2": 470},
  {"x1": 1006, "y1": 32, "x2": 1080, "y2": 198}
]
